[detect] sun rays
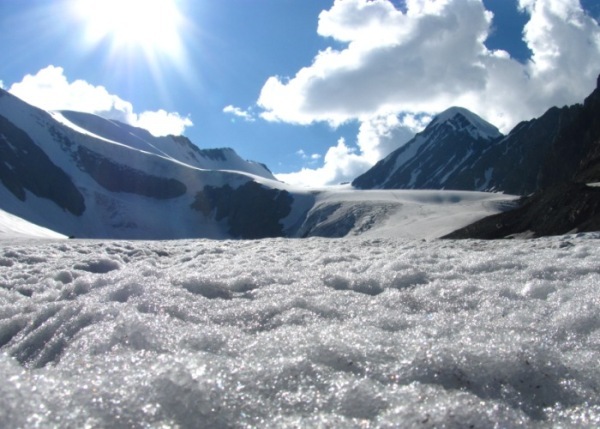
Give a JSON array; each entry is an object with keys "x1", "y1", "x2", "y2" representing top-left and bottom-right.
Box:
[{"x1": 72, "y1": 0, "x2": 189, "y2": 68}]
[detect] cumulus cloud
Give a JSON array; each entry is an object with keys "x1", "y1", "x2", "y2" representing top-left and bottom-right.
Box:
[
  {"x1": 264, "y1": 0, "x2": 600, "y2": 186},
  {"x1": 135, "y1": 110, "x2": 192, "y2": 137},
  {"x1": 357, "y1": 112, "x2": 430, "y2": 163},
  {"x1": 276, "y1": 138, "x2": 371, "y2": 187},
  {"x1": 296, "y1": 149, "x2": 322, "y2": 161},
  {"x1": 223, "y1": 105, "x2": 256, "y2": 122},
  {"x1": 8, "y1": 65, "x2": 192, "y2": 136}
]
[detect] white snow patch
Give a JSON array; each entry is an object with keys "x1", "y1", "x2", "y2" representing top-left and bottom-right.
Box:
[
  {"x1": 480, "y1": 167, "x2": 494, "y2": 190},
  {"x1": 0, "y1": 208, "x2": 66, "y2": 239}
]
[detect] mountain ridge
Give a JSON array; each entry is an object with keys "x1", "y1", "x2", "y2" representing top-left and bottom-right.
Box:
[
  {"x1": 445, "y1": 77, "x2": 600, "y2": 238},
  {"x1": 353, "y1": 88, "x2": 595, "y2": 196},
  {"x1": 352, "y1": 107, "x2": 503, "y2": 191},
  {"x1": 0, "y1": 87, "x2": 288, "y2": 239},
  {"x1": 0, "y1": 87, "x2": 513, "y2": 240}
]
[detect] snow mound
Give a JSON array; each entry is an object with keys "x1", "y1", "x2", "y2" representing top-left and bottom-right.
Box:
[{"x1": 1, "y1": 235, "x2": 600, "y2": 426}]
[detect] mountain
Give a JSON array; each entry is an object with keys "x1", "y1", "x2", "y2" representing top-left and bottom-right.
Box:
[
  {"x1": 0, "y1": 88, "x2": 513, "y2": 240},
  {"x1": 445, "y1": 76, "x2": 600, "y2": 238},
  {"x1": 352, "y1": 107, "x2": 502, "y2": 191},
  {"x1": 0, "y1": 88, "x2": 291, "y2": 239},
  {"x1": 53, "y1": 110, "x2": 274, "y2": 179},
  {"x1": 353, "y1": 99, "x2": 588, "y2": 196},
  {"x1": 468, "y1": 105, "x2": 581, "y2": 195}
]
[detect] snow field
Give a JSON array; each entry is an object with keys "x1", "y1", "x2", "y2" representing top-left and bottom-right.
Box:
[
  {"x1": 1, "y1": 235, "x2": 600, "y2": 427},
  {"x1": 0, "y1": 208, "x2": 66, "y2": 240}
]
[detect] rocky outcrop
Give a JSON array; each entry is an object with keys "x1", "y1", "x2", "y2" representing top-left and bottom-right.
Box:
[
  {"x1": 446, "y1": 76, "x2": 600, "y2": 239},
  {"x1": 191, "y1": 181, "x2": 293, "y2": 239},
  {"x1": 77, "y1": 146, "x2": 187, "y2": 199},
  {"x1": 444, "y1": 183, "x2": 600, "y2": 239},
  {"x1": 0, "y1": 114, "x2": 85, "y2": 215}
]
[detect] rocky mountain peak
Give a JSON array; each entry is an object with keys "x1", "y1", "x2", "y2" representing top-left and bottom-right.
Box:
[{"x1": 429, "y1": 107, "x2": 502, "y2": 141}]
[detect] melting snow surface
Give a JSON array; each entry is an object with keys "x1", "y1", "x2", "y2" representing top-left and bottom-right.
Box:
[{"x1": 1, "y1": 235, "x2": 600, "y2": 427}]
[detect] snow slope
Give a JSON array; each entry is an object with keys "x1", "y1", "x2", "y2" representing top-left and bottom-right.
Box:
[
  {"x1": 293, "y1": 187, "x2": 517, "y2": 239},
  {"x1": 428, "y1": 106, "x2": 502, "y2": 140},
  {"x1": 0, "y1": 208, "x2": 66, "y2": 239},
  {"x1": 1, "y1": 234, "x2": 599, "y2": 427},
  {"x1": 51, "y1": 110, "x2": 276, "y2": 180}
]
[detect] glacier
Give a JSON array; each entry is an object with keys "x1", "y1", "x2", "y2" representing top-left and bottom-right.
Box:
[{"x1": 1, "y1": 234, "x2": 599, "y2": 427}]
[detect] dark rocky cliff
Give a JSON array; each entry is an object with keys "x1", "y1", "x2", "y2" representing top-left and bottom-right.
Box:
[{"x1": 446, "y1": 77, "x2": 600, "y2": 239}]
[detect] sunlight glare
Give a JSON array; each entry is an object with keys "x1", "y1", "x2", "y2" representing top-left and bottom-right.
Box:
[{"x1": 74, "y1": 0, "x2": 185, "y2": 58}]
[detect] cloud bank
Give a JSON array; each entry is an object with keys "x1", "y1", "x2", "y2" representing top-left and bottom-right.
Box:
[
  {"x1": 8, "y1": 66, "x2": 192, "y2": 137},
  {"x1": 264, "y1": 0, "x2": 600, "y2": 186}
]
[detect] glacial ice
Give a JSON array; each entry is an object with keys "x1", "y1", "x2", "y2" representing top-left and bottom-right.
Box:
[{"x1": 1, "y1": 235, "x2": 599, "y2": 427}]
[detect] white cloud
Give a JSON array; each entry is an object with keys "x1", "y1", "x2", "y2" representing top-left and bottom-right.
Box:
[
  {"x1": 276, "y1": 138, "x2": 371, "y2": 187},
  {"x1": 223, "y1": 105, "x2": 255, "y2": 122},
  {"x1": 0, "y1": 80, "x2": 4, "y2": 89},
  {"x1": 258, "y1": 0, "x2": 495, "y2": 126},
  {"x1": 8, "y1": 65, "x2": 192, "y2": 137},
  {"x1": 261, "y1": 0, "x2": 600, "y2": 186},
  {"x1": 296, "y1": 149, "x2": 322, "y2": 161},
  {"x1": 135, "y1": 110, "x2": 192, "y2": 137},
  {"x1": 357, "y1": 112, "x2": 430, "y2": 163},
  {"x1": 279, "y1": 114, "x2": 422, "y2": 187}
]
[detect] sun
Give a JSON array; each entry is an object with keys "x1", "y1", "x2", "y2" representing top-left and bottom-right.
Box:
[{"x1": 73, "y1": 0, "x2": 185, "y2": 59}]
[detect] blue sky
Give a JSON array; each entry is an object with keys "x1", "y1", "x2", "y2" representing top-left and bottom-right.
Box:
[{"x1": 1, "y1": 0, "x2": 600, "y2": 187}]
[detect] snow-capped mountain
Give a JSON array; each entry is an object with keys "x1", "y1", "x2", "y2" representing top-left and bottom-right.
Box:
[
  {"x1": 0, "y1": 88, "x2": 514, "y2": 239},
  {"x1": 352, "y1": 107, "x2": 503, "y2": 191},
  {"x1": 353, "y1": 76, "x2": 600, "y2": 238},
  {"x1": 52, "y1": 110, "x2": 274, "y2": 178},
  {"x1": 353, "y1": 101, "x2": 588, "y2": 196},
  {"x1": 0, "y1": 88, "x2": 287, "y2": 239}
]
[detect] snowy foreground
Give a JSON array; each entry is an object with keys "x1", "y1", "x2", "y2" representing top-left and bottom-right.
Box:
[{"x1": 1, "y1": 235, "x2": 600, "y2": 428}]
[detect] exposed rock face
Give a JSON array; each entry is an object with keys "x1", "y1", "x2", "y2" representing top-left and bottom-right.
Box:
[
  {"x1": 295, "y1": 202, "x2": 399, "y2": 238},
  {"x1": 0, "y1": 114, "x2": 85, "y2": 215},
  {"x1": 444, "y1": 183, "x2": 600, "y2": 239},
  {"x1": 446, "y1": 77, "x2": 600, "y2": 239},
  {"x1": 77, "y1": 146, "x2": 187, "y2": 199},
  {"x1": 478, "y1": 105, "x2": 581, "y2": 195},
  {"x1": 191, "y1": 181, "x2": 293, "y2": 239}
]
